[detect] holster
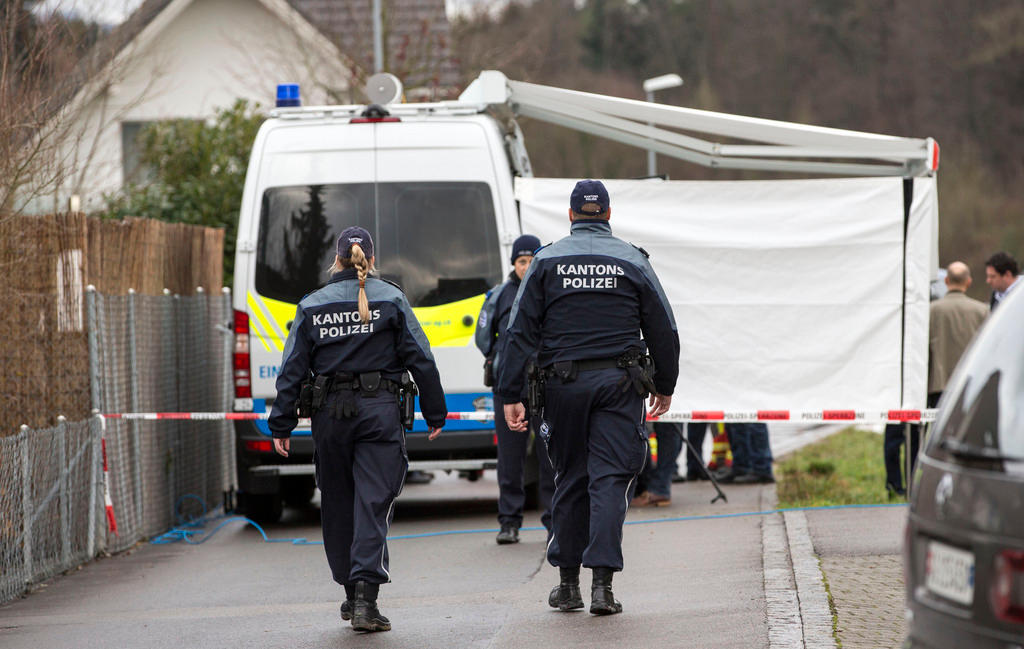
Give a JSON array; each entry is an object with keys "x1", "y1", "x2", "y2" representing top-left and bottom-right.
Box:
[
  {"x1": 526, "y1": 362, "x2": 545, "y2": 417},
  {"x1": 616, "y1": 352, "x2": 657, "y2": 398},
  {"x1": 311, "y1": 374, "x2": 332, "y2": 412},
  {"x1": 482, "y1": 357, "x2": 494, "y2": 388},
  {"x1": 296, "y1": 378, "x2": 314, "y2": 418},
  {"x1": 399, "y1": 372, "x2": 418, "y2": 431}
]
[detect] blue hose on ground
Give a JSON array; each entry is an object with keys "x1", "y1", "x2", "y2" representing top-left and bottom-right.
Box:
[{"x1": 150, "y1": 497, "x2": 907, "y2": 546}]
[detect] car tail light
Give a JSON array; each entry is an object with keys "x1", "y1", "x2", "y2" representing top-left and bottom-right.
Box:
[
  {"x1": 991, "y1": 550, "x2": 1024, "y2": 623},
  {"x1": 233, "y1": 310, "x2": 252, "y2": 398},
  {"x1": 244, "y1": 440, "x2": 274, "y2": 453}
]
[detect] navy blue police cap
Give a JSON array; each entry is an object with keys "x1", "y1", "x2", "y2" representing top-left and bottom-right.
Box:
[
  {"x1": 337, "y1": 226, "x2": 373, "y2": 260},
  {"x1": 569, "y1": 179, "x2": 609, "y2": 216},
  {"x1": 510, "y1": 234, "x2": 541, "y2": 264}
]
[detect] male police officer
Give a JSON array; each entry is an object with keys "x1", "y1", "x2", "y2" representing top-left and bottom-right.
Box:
[
  {"x1": 475, "y1": 234, "x2": 556, "y2": 545},
  {"x1": 496, "y1": 180, "x2": 679, "y2": 616}
]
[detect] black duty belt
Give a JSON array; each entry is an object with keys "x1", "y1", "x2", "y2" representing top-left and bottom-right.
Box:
[
  {"x1": 300, "y1": 371, "x2": 414, "y2": 421},
  {"x1": 329, "y1": 372, "x2": 400, "y2": 395},
  {"x1": 542, "y1": 355, "x2": 643, "y2": 378},
  {"x1": 540, "y1": 353, "x2": 655, "y2": 397}
]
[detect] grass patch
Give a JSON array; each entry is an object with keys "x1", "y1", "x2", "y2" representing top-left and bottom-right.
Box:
[
  {"x1": 776, "y1": 427, "x2": 892, "y2": 509},
  {"x1": 818, "y1": 557, "x2": 842, "y2": 647}
]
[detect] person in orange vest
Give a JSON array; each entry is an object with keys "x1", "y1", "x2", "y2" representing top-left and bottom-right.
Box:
[{"x1": 682, "y1": 422, "x2": 731, "y2": 480}]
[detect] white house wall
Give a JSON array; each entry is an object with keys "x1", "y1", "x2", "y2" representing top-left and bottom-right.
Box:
[{"x1": 35, "y1": 0, "x2": 350, "y2": 214}]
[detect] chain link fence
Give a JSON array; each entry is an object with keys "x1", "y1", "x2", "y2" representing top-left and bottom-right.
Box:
[{"x1": 0, "y1": 288, "x2": 235, "y2": 604}]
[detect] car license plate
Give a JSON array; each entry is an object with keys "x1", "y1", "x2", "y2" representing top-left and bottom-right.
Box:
[{"x1": 925, "y1": 540, "x2": 975, "y2": 605}]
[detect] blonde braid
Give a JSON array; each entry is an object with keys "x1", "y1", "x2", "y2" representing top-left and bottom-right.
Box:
[{"x1": 349, "y1": 244, "x2": 371, "y2": 323}]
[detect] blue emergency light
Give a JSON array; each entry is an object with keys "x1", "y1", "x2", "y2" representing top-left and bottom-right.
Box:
[{"x1": 276, "y1": 84, "x2": 301, "y2": 107}]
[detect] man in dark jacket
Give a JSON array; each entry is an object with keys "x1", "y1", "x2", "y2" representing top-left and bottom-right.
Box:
[{"x1": 985, "y1": 251, "x2": 1020, "y2": 311}]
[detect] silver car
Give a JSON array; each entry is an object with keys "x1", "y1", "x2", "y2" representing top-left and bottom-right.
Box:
[{"x1": 905, "y1": 282, "x2": 1024, "y2": 647}]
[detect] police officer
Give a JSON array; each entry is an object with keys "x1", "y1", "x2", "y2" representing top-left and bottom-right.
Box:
[
  {"x1": 475, "y1": 234, "x2": 555, "y2": 545},
  {"x1": 497, "y1": 180, "x2": 679, "y2": 616},
  {"x1": 269, "y1": 226, "x2": 446, "y2": 633}
]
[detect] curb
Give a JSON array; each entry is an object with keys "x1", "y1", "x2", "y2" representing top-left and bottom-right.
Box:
[{"x1": 762, "y1": 509, "x2": 838, "y2": 648}]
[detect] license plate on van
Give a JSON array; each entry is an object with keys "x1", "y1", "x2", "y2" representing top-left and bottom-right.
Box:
[{"x1": 925, "y1": 540, "x2": 975, "y2": 605}]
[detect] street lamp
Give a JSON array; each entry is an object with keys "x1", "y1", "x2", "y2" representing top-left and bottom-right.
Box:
[{"x1": 642, "y1": 73, "x2": 683, "y2": 177}]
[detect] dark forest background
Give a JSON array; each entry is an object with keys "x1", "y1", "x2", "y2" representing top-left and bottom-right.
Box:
[{"x1": 453, "y1": 0, "x2": 1024, "y2": 297}]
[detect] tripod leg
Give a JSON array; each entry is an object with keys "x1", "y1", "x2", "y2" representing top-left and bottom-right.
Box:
[{"x1": 678, "y1": 431, "x2": 727, "y2": 504}]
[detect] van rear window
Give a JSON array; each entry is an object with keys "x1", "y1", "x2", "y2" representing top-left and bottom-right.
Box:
[{"x1": 255, "y1": 182, "x2": 502, "y2": 307}]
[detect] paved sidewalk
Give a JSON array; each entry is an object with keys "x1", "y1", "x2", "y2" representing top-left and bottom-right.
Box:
[
  {"x1": 806, "y1": 506, "x2": 908, "y2": 649},
  {"x1": 0, "y1": 471, "x2": 778, "y2": 649}
]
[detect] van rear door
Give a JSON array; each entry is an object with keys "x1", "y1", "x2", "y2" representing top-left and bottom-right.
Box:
[
  {"x1": 246, "y1": 123, "x2": 376, "y2": 414},
  {"x1": 374, "y1": 120, "x2": 506, "y2": 431}
]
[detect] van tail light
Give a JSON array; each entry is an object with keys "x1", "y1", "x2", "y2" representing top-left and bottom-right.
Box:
[
  {"x1": 233, "y1": 309, "x2": 252, "y2": 398},
  {"x1": 349, "y1": 116, "x2": 401, "y2": 123},
  {"x1": 244, "y1": 440, "x2": 274, "y2": 453},
  {"x1": 991, "y1": 550, "x2": 1024, "y2": 623}
]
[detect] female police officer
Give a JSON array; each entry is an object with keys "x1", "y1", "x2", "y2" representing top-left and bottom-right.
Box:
[{"x1": 269, "y1": 226, "x2": 446, "y2": 633}]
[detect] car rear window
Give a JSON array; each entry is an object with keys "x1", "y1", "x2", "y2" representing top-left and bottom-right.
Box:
[{"x1": 255, "y1": 182, "x2": 502, "y2": 307}]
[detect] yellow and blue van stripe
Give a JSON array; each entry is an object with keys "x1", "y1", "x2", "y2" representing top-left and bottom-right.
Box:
[{"x1": 247, "y1": 291, "x2": 496, "y2": 436}]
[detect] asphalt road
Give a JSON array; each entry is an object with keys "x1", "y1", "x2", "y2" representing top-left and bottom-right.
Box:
[{"x1": 0, "y1": 471, "x2": 778, "y2": 649}]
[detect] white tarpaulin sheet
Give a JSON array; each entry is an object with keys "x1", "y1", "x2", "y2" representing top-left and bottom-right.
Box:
[{"x1": 515, "y1": 176, "x2": 936, "y2": 412}]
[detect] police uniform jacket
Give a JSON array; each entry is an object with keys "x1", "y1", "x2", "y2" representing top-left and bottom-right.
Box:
[
  {"x1": 495, "y1": 219, "x2": 680, "y2": 401},
  {"x1": 474, "y1": 271, "x2": 521, "y2": 371},
  {"x1": 268, "y1": 269, "x2": 447, "y2": 437}
]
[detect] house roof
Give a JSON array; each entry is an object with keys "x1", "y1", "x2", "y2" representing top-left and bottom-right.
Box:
[
  {"x1": 288, "y1": 0, "x2": 461, "y2": 93},
  {"x1": 90, "y1": 0, "x2": 459, "y2": 101}
]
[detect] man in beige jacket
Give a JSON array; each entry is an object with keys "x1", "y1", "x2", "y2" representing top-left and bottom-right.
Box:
[
  {"x1": 884, "y1": 261, "x2": 988, "y2": 496},
  {"x1": 928, "y1": 261, "x2": 989, "y2": 393}
]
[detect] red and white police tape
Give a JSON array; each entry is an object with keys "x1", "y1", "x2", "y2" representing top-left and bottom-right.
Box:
[
  {"x1": 99, "y1": 409, "x2": 939, "y2": 424},
  {"x1": 93, "y1": 408, "x2": 934, "y2": 535}
]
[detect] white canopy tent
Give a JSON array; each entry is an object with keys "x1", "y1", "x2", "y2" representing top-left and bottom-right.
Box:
[{"x1": 516, "y1": 176, "x2": 938, "y2": 412}]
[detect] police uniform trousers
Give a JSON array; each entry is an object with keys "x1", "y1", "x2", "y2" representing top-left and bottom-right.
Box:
[
  {"x1": 493, "y1": 393, "x2": 555, "y2": 531},
  {"x1": 541, "y1": 367, "x2": 647, "y2": 571},
  {"x1": 311, "y1": 390, "x2": 408, "y2": 585}
]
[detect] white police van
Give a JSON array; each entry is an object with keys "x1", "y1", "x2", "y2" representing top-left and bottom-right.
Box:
[{"x1": 230, "y1": 75, "x2": 533, "y2": 520}]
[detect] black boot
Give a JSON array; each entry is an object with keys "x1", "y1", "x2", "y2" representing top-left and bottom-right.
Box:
[
  {"x1": 548, "y1": 566, "x2": 584, "y2": 611},
  {"x1": 496, "y1": 524, "x2": 520, "y2": 545},
  {"x1": 590, "y1": 568, "x2": 622, "y2": 615},
  {"x1": 351, "y1": 582, "x2": 391, "y2": 632},
  {"x1": 340, "y1": 584, "x2": 354, "y2": 621}
]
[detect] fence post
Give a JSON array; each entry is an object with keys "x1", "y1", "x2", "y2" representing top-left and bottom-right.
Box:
[
  {"x1": 20, "y1": 425, "x2": 33, "y2": 585},
  {"x1": 196, "y1": 287, "x2": 209, "y2": 505},
  {"x1": 88, "y1": 413, "x2": 101, "y2": 558},
  {"x1": 127, "y1": 289, "x2": 144, "y2": 532},
  {"x1": 57, "y1": 415, "x2": 70, "y2": 567},
  {"x1": 166, "y1": 289, "x2": 178, "y2": 525},
  {"x1": 85, "y1": 286, "x2": 101, "y2": 557}
]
